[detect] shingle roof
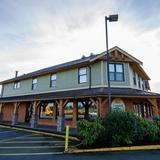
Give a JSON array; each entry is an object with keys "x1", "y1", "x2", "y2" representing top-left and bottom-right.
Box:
[
  {"x1": 0, "y1": 87, "x2": 159, "y2": 103},
  {"x1": 0, "y1": 46, "x2": 150, "y2": 84},
  {"x1": 0, "y1": 54, "x2": 100, "y2": 84}
]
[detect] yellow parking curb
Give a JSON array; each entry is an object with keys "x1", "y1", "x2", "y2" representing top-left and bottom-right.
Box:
[
  {"x1": 67, "y1": 145, "x2": 160, "y2": 153},
  {"x1": 0, "y1": 124, "x2": 79, "y2": 142}
]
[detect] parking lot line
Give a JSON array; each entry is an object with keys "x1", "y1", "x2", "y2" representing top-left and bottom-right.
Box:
[
  {"x1": 16, "y1": 136, "x2": 55, "y2": 139},
  {"x1": 0, "y1": 140, "x2": 65, "y2": 143},
  {"x1": 0, "y1": 152, "x2": 63, "y2": 156},
  {"x1": 0, "y1": 130, "x2": 17, "y2": 134},
  {"x1": 0, "y1": 146, "x2": 64, "y2": 148},
  {"x1": 0, "y1": 133, "x2": 38, "y2": 142}
]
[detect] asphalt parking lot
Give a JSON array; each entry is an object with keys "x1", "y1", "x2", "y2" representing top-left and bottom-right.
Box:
[
  {"x1": 0, "y1": 126, "x2": 66, "y2": 157},
  {"x1": 0, "y1": 126, "x2": 160, "y2": 160}
]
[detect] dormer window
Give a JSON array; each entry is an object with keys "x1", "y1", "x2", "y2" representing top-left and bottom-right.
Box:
[
  {"x1": 78, "y1": 67, "x2": 87, "y2": 83},
  {"x1": 109, "y1": 63, "x2": 124, "y2": 81},
  {"x1": 13, "y1": 81, "x2": 20, "y2": 89},
  {"x1": 32, "y1": 78, "x2": 37, "y2": 90}
]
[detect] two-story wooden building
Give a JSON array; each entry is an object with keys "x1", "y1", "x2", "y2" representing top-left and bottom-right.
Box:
[{"x1": 0, "y1": 46, "x2": 159, "y2": 131}]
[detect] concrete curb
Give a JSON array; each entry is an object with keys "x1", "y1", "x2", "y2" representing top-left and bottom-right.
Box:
[
  {"x1": 67, "y1": 145, "x2": 160, "y2": 154},
  {"x1": 0, "y1": 124, "x2": 79, "y2": 142}
]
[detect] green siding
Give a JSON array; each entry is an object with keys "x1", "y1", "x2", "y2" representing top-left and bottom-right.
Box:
[
  {"x1": 2, "y1": 61, "x2": 134, "y2": 97},
  {"x1": 91, "y1": 62, "x2": 101, "y2": 86},
  {"x1": 2, "y1": 62, "x2": 102, "y2": 97}
]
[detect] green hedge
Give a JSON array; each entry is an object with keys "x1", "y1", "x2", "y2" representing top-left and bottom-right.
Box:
[{"x1": 77, "y1": 111, "x2": 159, "y2": 147}]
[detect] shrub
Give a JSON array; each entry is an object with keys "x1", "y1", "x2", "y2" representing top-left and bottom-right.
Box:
[
  {"x1": 77, "y1": 118, "x2": 105, "y2": 147},
  {"x1": 77, "y1": 111, "x2": 159, "y2": 147},
  {"x1": 153, "y1": 116, "x2": 160, "y2": 138},
  {"x1": 103, "y1": 111, "x2": 137, "y2": 146},
  {"x1": 133, "y1": 116, "x2": 159, "y2": 144},
  {"x1": 103, "y1": 111, "x2": 159, "y2": 146}
]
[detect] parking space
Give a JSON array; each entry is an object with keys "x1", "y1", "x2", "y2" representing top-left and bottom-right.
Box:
[{"x1": 0, "y1": 126, "x2": 65, "y2": 156}]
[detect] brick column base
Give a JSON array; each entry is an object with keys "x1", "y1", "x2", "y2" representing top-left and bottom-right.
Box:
[
  {"x1": 31, "y1": 115, "x2": 37, "y2": 128},
  {"x1": 11, "y1": 113, "x2": 18, "y2": 125},
  {"x1": 57, "y1": 116, "x2": 65, "y2": 132}
]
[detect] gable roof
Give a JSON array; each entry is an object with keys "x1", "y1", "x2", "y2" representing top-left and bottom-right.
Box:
[
  {"x1": 0, "y1": 46, "x2": 149, "y2": 84},
  {"x1": 90, "y1": 46, "x2": 143, "y2": 65}
]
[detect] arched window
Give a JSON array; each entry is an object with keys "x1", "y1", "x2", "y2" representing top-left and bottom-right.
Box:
[{"x1": 111, "y1": 98, "x2": 125, "y2": 111}]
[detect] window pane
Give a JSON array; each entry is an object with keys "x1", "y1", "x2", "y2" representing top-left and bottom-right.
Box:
[
  {"x1": 80, "y1": 75, "x2": 87, "y2": 83},
  {"x1": 33, "y1": 78, "x2": 37, "y2": 84},
  {"x1": 51, "y1": 80, "x2": 56, "y2": 87},
  {"x1": 89, "y1": 105, "x2": 97, "y2": 121},
  {"x1": 14, "y1": 83, "x2": 17, "y2": 89},
  {"x1": 17, "y1": 82, "x2": 20, "y2": 88},
  {"x1": 79, "y1": 68, "x2": 86, "y2": 75},
  {"x1": 116, "y1": 73, "x2": 123, "y2": 81},
  {"x1": 40, "y1": 103, "x2": 54, "y2": 118},
  {"x1": 109, "y1": 64, "x2": 115, "y2": 72},
  {"x1": 51, "y1": 74, "x2": 56, "y2": 80},
  {"x1": 32, "y1": 83, "x2": 37, "y2": 90},
  {"x1": 65, "y1": 102, "x2": 73, "y2": 120},
  {"x1": 109, "y1": 73, "x2": 115, "y2": 81},
  {"x1": 78, "y1": 102, "x2": 85, "y2": 120},
  {"x1": 116, "y1": 64, "x2": 123, "y2": 72}
]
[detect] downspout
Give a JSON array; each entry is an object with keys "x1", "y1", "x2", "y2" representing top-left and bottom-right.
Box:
[{"x1": 89, "y1": 66, "x2": 91, "y2": 89}]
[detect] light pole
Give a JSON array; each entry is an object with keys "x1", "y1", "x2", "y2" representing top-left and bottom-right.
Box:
[{"x1": 105, "y1": 14, "x2": 118, "y2": 112}]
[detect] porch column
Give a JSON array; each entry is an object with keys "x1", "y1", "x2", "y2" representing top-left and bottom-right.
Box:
[
  {"x1": 0, "y1": 103, "x2": 4, "y2": 122},
  {"x1": 31, "y1": 101, "x2": 40, "y2": 128},
  {"x1": 57, "y1": 100, "x2": 68, "y2": 132},
  {"x1": 91, "y1": 98, "x2": 108, "y2": 118},
  {"x1": 73, "y1": 100, "x2": 78, "y2": 127},
  {"x1": 12, "y1": 102, "x2": 19, "y2": 125}
]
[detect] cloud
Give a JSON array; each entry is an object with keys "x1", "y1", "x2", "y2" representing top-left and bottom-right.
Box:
[{"x1": 0, "y1": 0, "x2": 160, "y2": 93}]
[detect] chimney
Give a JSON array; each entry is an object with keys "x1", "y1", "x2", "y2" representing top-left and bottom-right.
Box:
[
  {"x1": 15, "y1": 71, "x2": 18, "y2": 78},
  {"x1": 81, "y1": 55, "x2": 86, "y2": 59},
  {"x1": 90, "y1": 53, "x2": 94, "y2": 57}
]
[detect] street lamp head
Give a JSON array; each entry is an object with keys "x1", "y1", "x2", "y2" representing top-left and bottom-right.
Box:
[{"x1": 107, "y1": 14, "x2": 118, "y2": 22}]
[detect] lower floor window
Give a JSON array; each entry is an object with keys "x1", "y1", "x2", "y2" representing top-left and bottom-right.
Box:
[
  {"x1": 133, "y1": 103, "x2": 153, "y2": 118},
  {"x1": 65, "y1": 102, "x2": 73, "y2": 120},
  {"x1": 40, "y1": 102, "x2": 54, "y2": 119},
  {"x1": 78, "y1": 101, "x2": 97, "y2": 121},
  {"x1": 111, "y1": 98, "x2": 125, "y2": 112}
]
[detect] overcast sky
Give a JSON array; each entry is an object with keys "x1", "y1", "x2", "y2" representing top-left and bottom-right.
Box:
[{"x1": 0, "y1": 0, "x2": 160, "y2": 92}]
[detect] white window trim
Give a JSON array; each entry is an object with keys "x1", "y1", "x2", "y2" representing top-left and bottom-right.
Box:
[{"x1": 78, "y1": 67, "x2": 87, "y2": 84}]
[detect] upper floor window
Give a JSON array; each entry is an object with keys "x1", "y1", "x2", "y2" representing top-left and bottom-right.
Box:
[
  {"x1": 109, "y1": 63, "x2": 124, "y2": 81},
  {"x1": 32, "y1": 78, "x2": 37, "y2": 90},
  {"x1": 133, "y1": 71, "x2": 137, "y2": 85},
  {"x1": 78, "y1": 67, "x2": 87, "y2": 83},
  {"x1": 13, "y1": 81, "x2": 20, "y2": 89},
  {"x1": 138, "y1": 75, "x2": 141, "y2": 88},
  {"x1": 50, "y1": 74, "x2": 56, "y2": 87}
]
